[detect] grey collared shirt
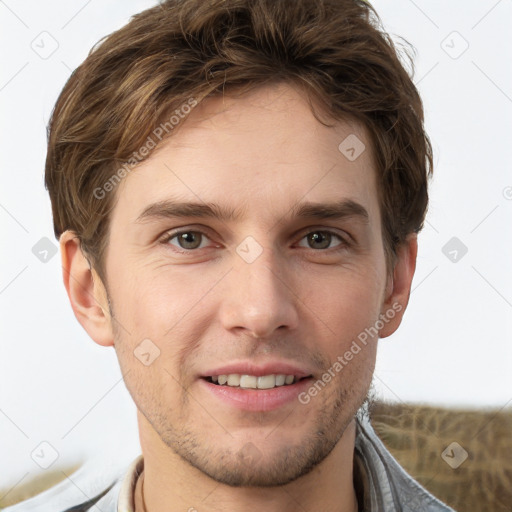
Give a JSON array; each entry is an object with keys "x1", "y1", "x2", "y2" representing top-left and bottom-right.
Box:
[{"x1": 3, "y1": 416, "x2": 455, "y2": 511}]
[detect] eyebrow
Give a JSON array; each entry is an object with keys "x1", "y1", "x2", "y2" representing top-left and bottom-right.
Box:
[
  {"x1": 291, "y1": 199, "x2": 369, "y2": 223},
  {"x1": 135, "y1": 198, "x2": 369, "y2": 224},
  {"x1": 135, "y1": 200, "x2": 245, "y2": 223}
]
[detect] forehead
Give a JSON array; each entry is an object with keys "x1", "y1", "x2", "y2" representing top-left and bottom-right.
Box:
[{"x1": 112, "y1": 82, "x2": 380, "y2": 228}]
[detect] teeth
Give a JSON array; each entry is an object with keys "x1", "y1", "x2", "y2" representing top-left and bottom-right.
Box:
[
  {"x1": 257, "y1": 375, "x2": 275, "y2": 389},
  {"x1": 240, "y1": 375, "x2": 257, "y2": 388},
  {"x1": 211, "y1": 374, "x2": 298, "y2": 389},
  {"x1": 227, "y1": 374, "x2": 241, "y2": 386}
]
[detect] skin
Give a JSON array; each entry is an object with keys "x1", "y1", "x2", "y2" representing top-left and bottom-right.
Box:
[{"x1": 61, "y1": 82, "x2": 417, "y2": 512}]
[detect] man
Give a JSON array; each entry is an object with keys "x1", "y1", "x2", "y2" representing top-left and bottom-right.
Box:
[{"x1": 6, "y1": 0, "x2": 455, "y2": 510}]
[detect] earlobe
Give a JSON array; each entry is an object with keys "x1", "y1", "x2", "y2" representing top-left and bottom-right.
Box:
[
  {"x1": 379, "y1": 234, "x2": 418, "y2": 339},
  {"x1": 60, "y1": 230, "x2": 114, "y2": 347}
]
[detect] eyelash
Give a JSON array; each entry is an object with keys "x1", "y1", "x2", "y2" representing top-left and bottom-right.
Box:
[{"x1": 158, "y1": 228, "x2": 351, "y2": 253}]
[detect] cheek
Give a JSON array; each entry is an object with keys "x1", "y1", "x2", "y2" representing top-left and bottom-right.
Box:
[
  {"x1": 111, "y1": 264, "x2": 220, "y2": 338},
  {"x1": 299, "y1": 264, "x2": 385, "y2": 349},
  {"x1": 110, "y1": 266, "x2": 224, "y2": 395}
]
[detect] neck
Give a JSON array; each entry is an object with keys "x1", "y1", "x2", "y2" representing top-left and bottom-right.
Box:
[{"x1": 137, "y1": 411, "x2": 358, "y2": 512}]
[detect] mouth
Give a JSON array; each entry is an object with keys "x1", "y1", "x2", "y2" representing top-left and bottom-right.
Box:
[
  {"x1": 203, "y1": 373, "x2": 312, "y2": 389},
  {"x1": 198, "y1": 362, "x2": 315, "y2": 411},
  {"x1": 199, "y1": 370, "x2": 315, "y2": 412}
]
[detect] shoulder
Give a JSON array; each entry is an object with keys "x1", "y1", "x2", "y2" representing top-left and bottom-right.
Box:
[
  {"x1": 355, "y1": 415, "x2": 456, "y2": 511},
  {"x1": 2, "y1": 454, "x2": 141, "y2": 512}
]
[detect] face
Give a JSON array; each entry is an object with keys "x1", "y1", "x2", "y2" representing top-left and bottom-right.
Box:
[{"x1": 99, "y1": 83, "x2": 392, "y2": 486}]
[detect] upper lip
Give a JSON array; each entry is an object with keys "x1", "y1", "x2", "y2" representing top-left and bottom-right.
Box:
[{"x1": 200, "y1": 361, "x2": 313, "y2": 379}]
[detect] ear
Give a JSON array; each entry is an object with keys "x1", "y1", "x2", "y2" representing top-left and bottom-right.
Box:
[
  {"x1": 378, "y1": 233, "x2": 418, "y2": 339},
  {"x1": 60, "y1": 230, "x2": 114, "y2": 347}
]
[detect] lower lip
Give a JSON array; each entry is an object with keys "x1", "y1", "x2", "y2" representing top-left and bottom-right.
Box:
[{"x1": 199, "y1": 377, "x2": 313, "y2": 412}]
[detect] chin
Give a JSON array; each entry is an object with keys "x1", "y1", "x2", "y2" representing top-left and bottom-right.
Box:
[{"x1": 169, "y1": 424, "x2": 344, "y2": 488}]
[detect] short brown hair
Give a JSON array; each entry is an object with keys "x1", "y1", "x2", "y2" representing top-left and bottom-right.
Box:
[{"x1": 45, "y1": 0, "x2": 433, "y2": 282}]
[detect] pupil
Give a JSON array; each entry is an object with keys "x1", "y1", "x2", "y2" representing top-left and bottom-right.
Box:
[
  {"x1": 309, "y1": 232, "x2": 330, "y2": 249},
  {"x1": 180, "y1": 232, "x2": 200, "y2": 249}
]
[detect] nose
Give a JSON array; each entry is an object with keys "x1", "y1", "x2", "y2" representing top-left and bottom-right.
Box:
[{"x1": 218, "y1": 246, "x2": 300, "y2": 339}]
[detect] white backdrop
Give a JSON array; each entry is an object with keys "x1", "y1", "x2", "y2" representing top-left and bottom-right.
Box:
[{"x1": 1, "y1": 0, "x2": 511, "y2": 493}]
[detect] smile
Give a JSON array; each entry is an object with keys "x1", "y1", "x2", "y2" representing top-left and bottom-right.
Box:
[{"x1": 205, "y1": 374, "x2": 308, "y2": 389}]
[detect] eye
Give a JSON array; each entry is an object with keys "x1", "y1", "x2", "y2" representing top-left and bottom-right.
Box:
[
  {"x1": 297, "y1": 230, "x2": 344, "y2": 250},
  {"x1": 166, "y1": 230, "x2": 210, "y2": 250}
]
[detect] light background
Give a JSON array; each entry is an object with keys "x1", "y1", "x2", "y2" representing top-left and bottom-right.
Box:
[{"x1": 1, "y1": 0, "x2": 511, "y2": 493}]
